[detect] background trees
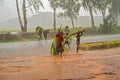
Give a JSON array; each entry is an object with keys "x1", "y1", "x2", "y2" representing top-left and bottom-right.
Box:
[
  {"x1": 16, "y1": 0, "x2": 44, "y2": 32},
  {"x1": 27, "y1": 0, "x2": 44, "y2": 14},
  {"x1": 81, "y1": 0, "x2": 120, "y2": 27},
  {"x1": 95, "y1": 0, "x2": 110, "y2": 19},
  {"x1": 109, "y1": 0, "x2": 120, "y2": 25},
  {"x1": 58, "y1": 0, "x2": 80, "y2": 28},
  {"x1": 16, "y1": 0, "x2": 24, "y2": 32},
  {"x1": 81, "y1": 0, "x2": 96, "y2": 27},
  {"x1": 1, "y1": 0, "x2": 120, "y2": 32},
  {"x1": 48, "y1": 0, "x2": 60, "y2": 30},
  {"x1": 15, "y1": 0, "x2": 120, "y2": 32}
]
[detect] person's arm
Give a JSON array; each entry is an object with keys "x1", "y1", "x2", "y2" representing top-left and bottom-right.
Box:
[
  {"x1": 80, "y1": 32, "x2": 83, "y2": 36},
  {"x1": 70, "y1": 32, "x2": 77, "y2": 35}
]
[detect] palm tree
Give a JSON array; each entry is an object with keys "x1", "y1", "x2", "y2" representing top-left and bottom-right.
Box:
[
  {"x1": 15, "y1": 0, "x2": 44, "y2": 32},
  {"x1": 82, "y1": 0, "x2": 96, "y2": 27},
  {"x1": 27, "y1": 0, "x2": 44, "y2": 14},
  {"x1": 16, "y1": 0, "x2": 24, "y2": 32},
  {"x1": 48, "y1": 0, "x2": 60, "y2": 30},
  {"x1": 95, "y1": 0, "x2": 110, "y2": 19},
  {"x1": 22, "y1": 0, "x2": 27, "y2": 32},
  {"x1": 110, "y1": 0, "x2": 120, "y2": 24},
  {"x1": 59, "y1": 0, "x2": 80, "y2": 28}
]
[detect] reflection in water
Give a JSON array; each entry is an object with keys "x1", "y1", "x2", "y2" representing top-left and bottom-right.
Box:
[
  {"x1": 51, "y1": 57, "x2": 63, "y2": 79},
  {"x1": 0, "y1": 51, "x2": 120, "y2": 80}
]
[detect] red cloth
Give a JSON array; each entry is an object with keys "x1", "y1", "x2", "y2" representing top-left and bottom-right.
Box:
[{"x1": 56, "y1": 33, "x2": 64, "y2": 43}]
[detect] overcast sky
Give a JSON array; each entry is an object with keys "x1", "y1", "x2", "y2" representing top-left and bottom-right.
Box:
[{"x1": 0, "y1": 0, "x2": 102, "y2": 22}]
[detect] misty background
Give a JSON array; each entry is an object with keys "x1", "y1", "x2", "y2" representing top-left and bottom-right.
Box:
[{"x1": 0, "y1": 0, "x2": 117, "y2": 30}]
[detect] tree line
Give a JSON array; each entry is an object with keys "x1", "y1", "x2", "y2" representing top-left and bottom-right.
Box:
[{"x1": 1, "y1": 0, "x2": 120, "y2": 32}]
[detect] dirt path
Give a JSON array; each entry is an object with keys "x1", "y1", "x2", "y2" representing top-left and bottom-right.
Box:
[{"x1": 0, "y1": 48, "x2": 120, "y2": 80}]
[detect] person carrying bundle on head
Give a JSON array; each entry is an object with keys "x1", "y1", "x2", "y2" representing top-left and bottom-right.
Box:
[
  {"x1": 71, "y1": 29, "x2": 85, "y2": 53},
  {"x1": 55, "y1": 29, "x2": 65, "y2": 57},
  {"x1": 36, "y1": 26, "x2": 43, "y2": 41},
  {"x1": 51, "y1": 26, "x2": 68, "y2": 57},
  {"x1": 65, "y1": 25, "x2": 70, "y2": 34}
]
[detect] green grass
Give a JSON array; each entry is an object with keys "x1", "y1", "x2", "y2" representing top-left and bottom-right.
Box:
[
  {"x1": 0, "y1": 37, "x2": 22, "y2": 43},
  {"x1": 0, "y1": 26, "x2": 120, "y2": 43},
  {"x1": 80, "y1": 40, "x2": 120, "y2": 50}
]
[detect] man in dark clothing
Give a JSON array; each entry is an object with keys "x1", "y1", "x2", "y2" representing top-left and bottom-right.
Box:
[
  {"x1": 65, "y1": 25, "x2": 70, "y2": 34},
  {"x1": 76, "y1": 31, "x2": 83, "y2": 53},
  {"x1": 71, "y1": 29, "x2": 85, "y2": 53},
  {"x1": 38, "y1": 31, "x2": 42, "y2": 41},
  {"x1": 43, "y1": 30, "x2": 50, "y2": 40}
]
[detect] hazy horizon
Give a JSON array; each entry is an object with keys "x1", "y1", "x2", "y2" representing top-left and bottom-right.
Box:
[{"x1": 0, "y1": 0, "x2": 103, "y2": 22}]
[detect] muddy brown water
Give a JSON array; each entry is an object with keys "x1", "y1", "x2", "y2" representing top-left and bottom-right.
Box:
[
  {"x1": 0, "y1": 34, "x2": 120, "y2": 60},
  {"x1": 0, "y1": 34, "x2": 120, "y2": 80},
  {"x1": 0, "y1": 48, "x2": 120, "y2": 80}
]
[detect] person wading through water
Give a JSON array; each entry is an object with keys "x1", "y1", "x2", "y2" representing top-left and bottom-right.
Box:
[
  {"x1": 71, "y1": 29, "x2": 85, "y2": 53},
  {"x1": 36, "y1": 26, "x2": 43, "y2": 41},
  {"x1": 64, "y1": 32, "x2": 71, "y2": 49},
  {"x1": 76, "y1": 31, "x2": 83, "y2": 53},
  {"x1": 65, "y1": 25, "x2": 70, "y2": 33},
  {"x1": 64, "y1": 26, "x2": 71, "y2": 49},
  {"x1": 76, "y1": 29, "x2": 85, "y2": 53},
  {"x1": 56, "y1": 29, "x2": 65, "y2": 57},
  {"x1": 43, "y1": 30, "x2": 50, "y2": 40}
]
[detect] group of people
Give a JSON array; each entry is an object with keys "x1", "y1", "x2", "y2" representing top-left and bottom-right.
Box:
[
  {"x1": 36, "y1": 26, "x2": 50, "y2": 41},
  {"x1": 51, "y1": 26, "x2": 85, "y2": 57},
  {"x1": 36, "y1": 26, "x2": 85, "y2": 57}
]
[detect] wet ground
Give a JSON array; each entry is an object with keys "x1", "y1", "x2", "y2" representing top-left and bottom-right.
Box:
[
  {"x1": 0, "y1": 34, "x2": 120, "y2": 80},
  {"x1": 0, "y1": 49, "x2": 120, "y2": 80}
]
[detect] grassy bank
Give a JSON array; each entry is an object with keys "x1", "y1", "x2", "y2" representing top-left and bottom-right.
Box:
[
  {"x1": 0, "y1": 26, "x2": 120, "y2": 43},
  {"x1": 0, "y1": 37, "x2": 22, "y2": 43},
  {"x1": 80, "y1": 40, "x2": 120, "y2": 50},
  {"x1": 69, "y1": 26, "x2": 120, "y2": 36}
]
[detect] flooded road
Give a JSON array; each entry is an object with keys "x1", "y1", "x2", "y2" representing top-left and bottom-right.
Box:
[
  {"x1": 0, "y1": 48, "x2": 120, "y2": 80},
  {"x1": 0, "y1": 34, "x2": 120, "y2": 60},
  {"x1": 0, "y1": 34, "x2": 120, "y2": 80}
]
